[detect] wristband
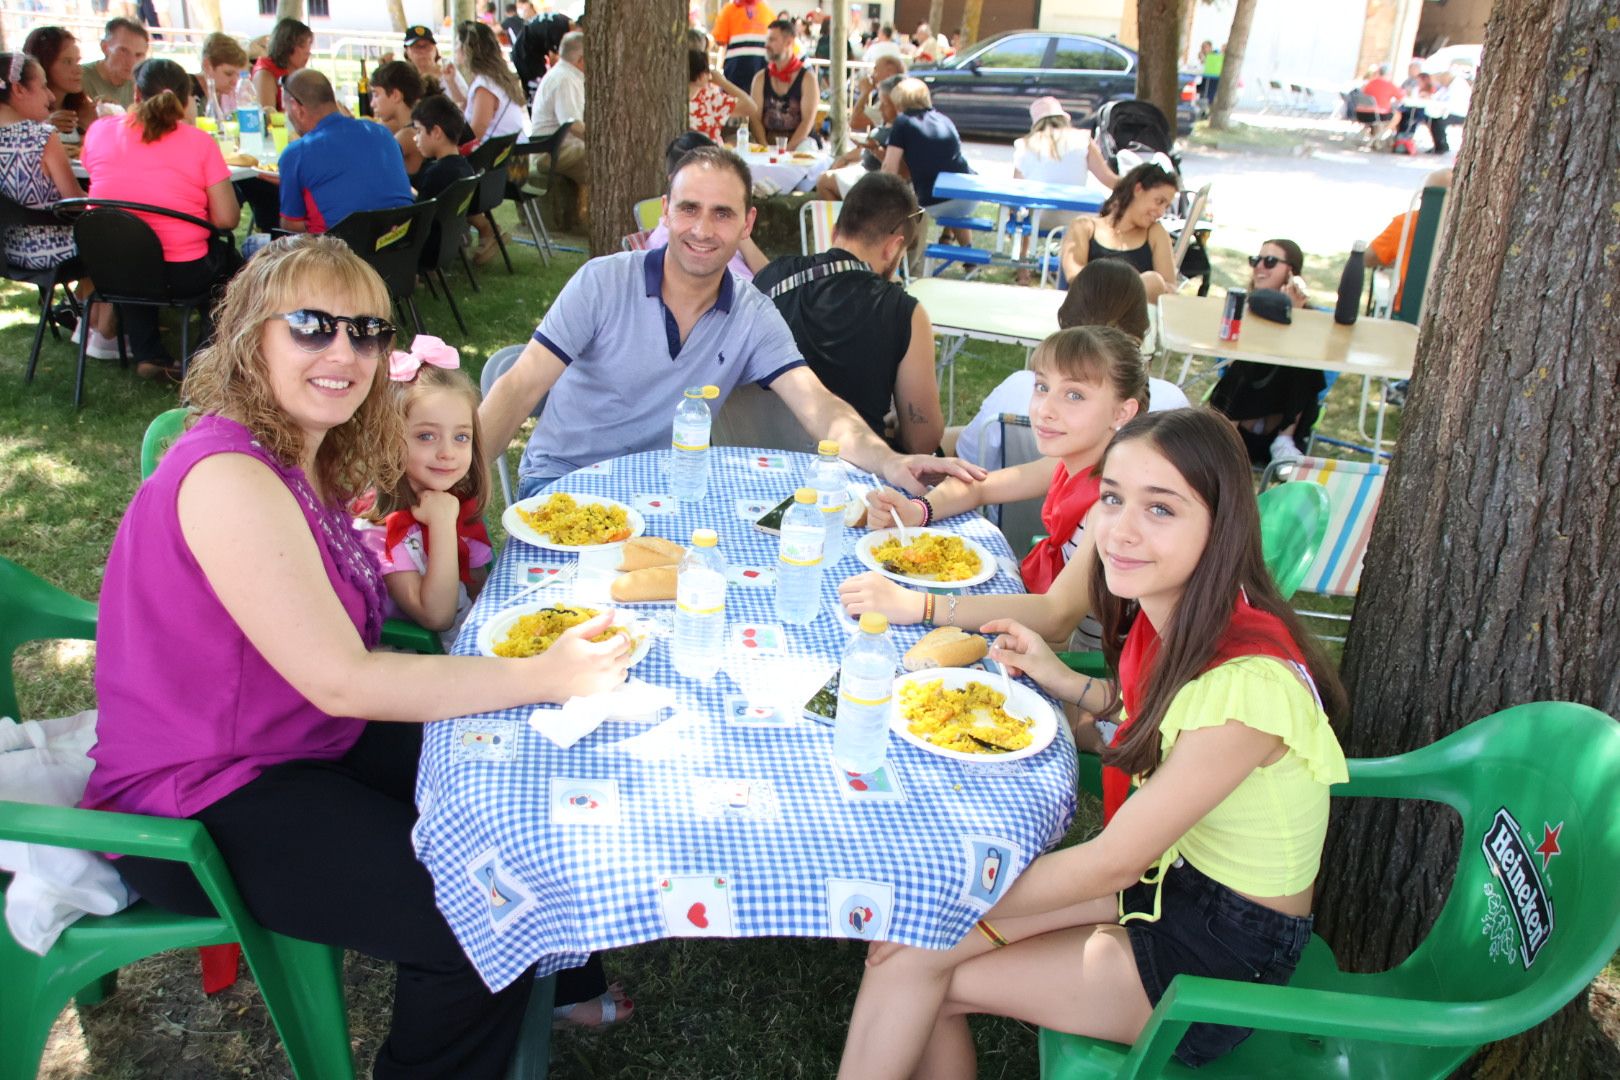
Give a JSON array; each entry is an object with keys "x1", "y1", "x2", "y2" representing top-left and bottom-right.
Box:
[
  {"x1": 909, "y1": 496, "x2": 933, "y2": 527},
  {"x1": 922, "y1": 592, "x2": 936, "y2": 625},
  {"x1": 974, "y1": 918, "x2": 1009, "y2": 948},
  {"x1": 944, "y1": 594, "x2": 958, "y2": 626}
]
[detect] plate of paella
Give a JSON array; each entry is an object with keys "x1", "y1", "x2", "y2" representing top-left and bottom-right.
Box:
[
  {"x1": 890, "y1": 668, "x2": 1057, "y2": 763},
  {"x1": 854, "y1": 528, "x2": 996, "y2": 590},
  {"x1": 476, "y1": 601, "x2": 653, "y2": 665},
  {"x1": 502, "y1": 491, "x2": 646, "y2": 552}
]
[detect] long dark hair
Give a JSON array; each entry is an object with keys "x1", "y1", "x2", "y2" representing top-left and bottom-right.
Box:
[
  {"x1": 268, "y1": 18, "x2": 313, "y2": 69},
  {"x1": 1098, "y1": 162, "x2": 1177, "y2": 225},
  {"x1": 1058, "y1": 259, "x2": 1151, "y2": 342},
  {"x1": 21, "y1": 26, "x2": 83, "y2": 111},
  {"x1": 130, "y1": 59, "x2": 192, "y2": 143},
  {"x1": 1090, "y1": 409, "x2": 1348, "y2": 777}
]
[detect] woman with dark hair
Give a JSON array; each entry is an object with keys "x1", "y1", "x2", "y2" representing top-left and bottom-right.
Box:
[
  {"x1": 1059, "y1": 162, "x2": 1179, "y2": 300},
  {"x1": 688, "y1": 47, "x2": 757, "y2": 144},
  {"x1": 1208, "y1": 238, "x2": 1322, "y2": 462},
  {"x1": 253, "y1": 17, "x2": 313, "y2": 112},
  {"x1": 80, "y1": 57, "x2": 241, "y2": 379},
  {"x1": 21, "y1": 26, "x2": 89, "y2": 138},
  {"x1": 838, "y1": 407, "x2": 1348, "y2": 1078}
]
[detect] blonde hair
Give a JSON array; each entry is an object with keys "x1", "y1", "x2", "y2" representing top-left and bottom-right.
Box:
[
  {"x1": 1026, "y1": 113, "x2": 1072, "y2": 161},
  {"x1": 200, "y1": 32, "x2": 248, "y2": 70},
  {"x1": 182, "y1": 236, "x2": 404, "y2": 503},
  {"x1": 1029, "y1": 326, "x2": 1149, "y2": 413},
  {"x1": 889, "y1": 77, "x2": 932, "y2": 112},
  {"x1": 373, "y1": 366, "x2": 491, "y2": 519}
]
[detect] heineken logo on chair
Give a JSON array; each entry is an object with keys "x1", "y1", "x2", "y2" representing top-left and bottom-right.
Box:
[{"x1": 1480, "y1": 807, "x2": 1555, "y2": 969}]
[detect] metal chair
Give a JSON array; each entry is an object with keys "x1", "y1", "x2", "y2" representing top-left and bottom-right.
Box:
[
  {"x1": 0, "y1": 193, "x2": 83, "y2": 388},
  {"x1": 509, "y1": 135, "x2": 559, "y2": 264},
  {"x1": 418, "y1": 173, "x2": 485, "y2": 336},
  {"x1": 480, "y1": 345, "x2": 546, "y2": 508},
  {"x1": 466, "y1": 133, "x2": 523, "y2": 274},
  {"x1": 324, "y1": 201, "x2": 435, "y2": 336}
]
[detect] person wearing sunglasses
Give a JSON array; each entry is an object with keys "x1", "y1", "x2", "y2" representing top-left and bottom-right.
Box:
[
  {"x1": 1208, "y1": 238, "x2": 1324, "y2": 464},
  {"x1": 82, "y1": 236, "x2": 632, "y2": 1079}
]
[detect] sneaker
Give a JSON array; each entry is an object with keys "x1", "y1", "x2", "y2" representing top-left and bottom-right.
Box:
[
  {"x1": 1270, "y1": 433, "x2": 1302, "y2": 461},
  {"x1": 71, "y1": 323, "x2": 124, "y2": 361}
]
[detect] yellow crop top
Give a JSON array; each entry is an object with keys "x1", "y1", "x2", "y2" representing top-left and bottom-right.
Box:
[{"x1": 1117, "y1": 656, "x2": 1349, "y2": 924}]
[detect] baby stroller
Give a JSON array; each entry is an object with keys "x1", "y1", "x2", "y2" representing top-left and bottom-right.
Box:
[{"x1": 1093, "y1": 99, "x2": 1213, "y2": 295}]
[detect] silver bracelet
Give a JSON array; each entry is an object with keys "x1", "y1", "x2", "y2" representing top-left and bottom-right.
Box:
[{"x1": 945, "y1": 594, "x2": 958, "y2": 626}]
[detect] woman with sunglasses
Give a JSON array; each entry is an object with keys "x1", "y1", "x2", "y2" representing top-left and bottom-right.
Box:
[
  {"x1": 80, "y1": 236, "x2": 635, "y2": 1078},
  {"x1": 1208, "y1": 238, "x2": 1323, "y2": 463}
]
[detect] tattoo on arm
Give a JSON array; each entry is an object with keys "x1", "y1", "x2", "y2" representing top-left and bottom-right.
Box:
[{"x1": 906, "y1": 401, "x2": 926, "y2": 424}]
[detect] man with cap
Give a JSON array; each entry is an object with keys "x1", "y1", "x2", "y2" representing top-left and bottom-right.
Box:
[{"x1": 404, "y1": 24, "x2": 444, "y2": 85}]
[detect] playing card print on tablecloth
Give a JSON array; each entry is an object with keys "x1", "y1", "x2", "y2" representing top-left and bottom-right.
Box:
[
  {"x1": 723, "y1": 696, "x2": 791, "y2": 728},
  {"x1": 656, "y1": 874, "x2": 736, "y2": 937},
  {"x1": 524, "y1": 565, "x2": 568, "y2": 584},
  {"x1": 826, "y1": 879, "x2": 895, "y2": 941},
  {"x1": 691, "y1": 777, "x2": 781, "y2": 821},
  {"x1": 451, "y1": 718, "x2": 520, "y2": 763},
  {"x1": 580, "y1": 460, "x2": 613, "y2": 474},
  {"x1": 959, "y1": 835, "x2": 1020, "y2": 909},
  {"x1": 549, "y1": 778, "x2": 623, "y2": 825},
  {"x1": 727, "y1": 565, "x2": 777, "y2": 588},
  {"x1": 734, "y1": 497, "x2": 775, "y2": 520},
  {"x1": 731, "y1": 622, "x2": 786, "y2": 654},
  {"x1": 748, "y1": 454, "x2": 792, "y2": 473},
  {"x1": 632, "y1": 493, "x2": 676, "y2": 515},
  {"x1": 829, "y1": 759, "x2": 907, "y2": 802},
  {"x1": 465, "y1": 847, "x2": 537, "y2": 932}
]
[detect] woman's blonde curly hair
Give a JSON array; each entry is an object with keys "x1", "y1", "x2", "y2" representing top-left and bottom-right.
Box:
[{"x1": 181, "y1": 235, "x2": 404, "y2": 503}]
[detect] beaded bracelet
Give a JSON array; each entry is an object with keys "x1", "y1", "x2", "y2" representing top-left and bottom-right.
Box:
[{"x1": 909, "y1": 495, "x2": 934, "y2": 527}]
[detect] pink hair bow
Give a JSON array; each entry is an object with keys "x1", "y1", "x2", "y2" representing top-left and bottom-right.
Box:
[{"x1": 389, "y1": 335, "x2": 460, "y2": 381}]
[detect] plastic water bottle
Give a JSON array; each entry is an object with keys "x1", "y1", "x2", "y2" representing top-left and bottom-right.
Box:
[
  {"x1": 670, "y1": 385, "x2": 719, "y2": 502},
  {"x1": 672, "y1": 528, "x2": 727, "y2": 680},
  {"x1": 807, "y1": 439, "x2": 851, "y2": 564},
  {"x1": 776, "y1": 488, "x2": 824, "y2": 624},
  {"x1": 832, "y1": 612, "x2": 897, "y2": 774},
  {"x1": 235, "y1": 70, "x2": 265, "y2": 156},
  {"x1": 1334, "y1": 241, "x2": 1367, "y2": 326}
]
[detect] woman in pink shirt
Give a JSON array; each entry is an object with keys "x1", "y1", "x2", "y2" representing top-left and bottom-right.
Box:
[{"x1": 80, "y1": 58, "x2": 242, "y2": 379}]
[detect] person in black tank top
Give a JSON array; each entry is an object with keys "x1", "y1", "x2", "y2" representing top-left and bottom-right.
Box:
[
  {"x1": 749, "y1": 19, "x2": 820, "y2": 150},
  {"x1": 1059, "y1": 162, "x2": 1180, "y2": 300}
]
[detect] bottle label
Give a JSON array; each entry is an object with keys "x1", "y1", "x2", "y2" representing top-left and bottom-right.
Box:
[
  {"x1": 839, "y1": 671, "x2": 893, "y2": 708},
  {"x1": 779, "y1": 524, "x2": 824, "y2": 567},
  {"x1": 676, "y1": 568, "x2": 725, "y2": 615},
  {"x1": 818, "y1": 490, "x2": 849, "y2": 516},
  {"x1": 672, "y1": 420, "x2": 710, "y2": 453},
  {"x1": 237, "y1": 107, "x2": 263, "y2": 134}
]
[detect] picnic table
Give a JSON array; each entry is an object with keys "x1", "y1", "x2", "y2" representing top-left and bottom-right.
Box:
[
  {"x1": 907, "y1": 279, "x2": 1066, "y2": 422},
  {"x1": 413, "y1": 448, "x2": 1079, "y2": 990},
  {"x1": 930, "y1": 172, "x2": 1106, "y2": 261},
  {"x1": 738, "y1": 147, "x2": 833, "y2": 195}
]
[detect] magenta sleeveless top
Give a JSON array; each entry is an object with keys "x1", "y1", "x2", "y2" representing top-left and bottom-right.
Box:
[{"x1": 82, "y1": 415, "x2": 386, "y2": 820}]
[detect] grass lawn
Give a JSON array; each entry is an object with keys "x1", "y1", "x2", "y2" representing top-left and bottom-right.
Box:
[{"x1": 4, "y1": 206, "x2": 1601, "y2": 1078}]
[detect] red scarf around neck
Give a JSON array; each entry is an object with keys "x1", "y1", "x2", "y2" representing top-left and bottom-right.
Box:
[
  {"x1": 1101, "y1": 590, "x2": 1308, "y2": 821},
  {"x1": 768, "y1": 52, "x2": 804, "y2": 83},
  {"x1": 383, "y1": 496, "x2": 490, "y2": 591},
  {"x1": 1020, "y1": 462, "x2": 1100, "y2": 593}
]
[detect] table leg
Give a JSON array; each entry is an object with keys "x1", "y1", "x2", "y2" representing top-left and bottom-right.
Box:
[{"x1": 935, "y1": 333, "x2": 967, "y2": 425}]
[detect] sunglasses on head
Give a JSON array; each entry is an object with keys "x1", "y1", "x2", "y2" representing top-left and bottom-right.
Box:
[
  {"x1": 274, "y1": 310, "x2": 397, "y2": 359},
  {"x1": 890, "y1": 206, "x2": 927, "y2": 235},
  {"x1": 1248, "y1": 254, "x2": 1290, "y2": 269}
]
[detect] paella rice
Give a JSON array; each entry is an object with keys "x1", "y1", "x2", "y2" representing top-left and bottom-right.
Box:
[
  {"x1": 900, "y1": 679, "x2": 1033, "y2": 754},
  {"x1": 870, "y1": 532, "x2": 982, "y2": 582},
  {"x1": 493, "y1": 605, "x2": 634, "y2": 659},
  {"x1": 516, "y1": 492, "x2": 633, "y2": 546}
]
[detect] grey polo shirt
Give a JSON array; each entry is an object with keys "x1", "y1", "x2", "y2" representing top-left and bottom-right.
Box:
[{"x1": 520, "y1": 249, "x2": 807, "y2": 481}]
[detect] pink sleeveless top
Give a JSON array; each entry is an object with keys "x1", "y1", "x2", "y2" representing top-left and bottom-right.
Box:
[{"x1": 82, "y1": 415, "x2": 385, "y2": 820}]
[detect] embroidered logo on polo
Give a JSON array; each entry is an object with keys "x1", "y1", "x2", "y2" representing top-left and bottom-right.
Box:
[{"x1": 1478, "y1": 807, "x2": 1555, "y2": 969}]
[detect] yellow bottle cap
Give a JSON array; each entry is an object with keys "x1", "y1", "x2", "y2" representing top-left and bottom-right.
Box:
[
  {"x1": 818, "y1": 440, "x2": 840, "y2": 456},
  {"x1": 692, "y1": 528, "x2": 718, "y2": 547},
  {"x1": 702, "y1": 385, "x2": 719, "y2": 399},
  {"x1": 858, "y1": 612, "x2": 889, "y2": 634},
  {"x1": 793, "y1": 488, "x2": 816, "y2": 504}
]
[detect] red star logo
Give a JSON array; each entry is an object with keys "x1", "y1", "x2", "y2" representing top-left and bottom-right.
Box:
[{"x1": 1535, "y1": 821, "x2": 1563, "y2": 872}]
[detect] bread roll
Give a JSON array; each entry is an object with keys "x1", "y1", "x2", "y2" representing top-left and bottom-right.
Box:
[
  {"x1": 224, "y1": 152, "x2": 258, "y2": 167},
  {"x1": 903, "y1": 626, "x2": 988, "y2": 671},
  {"x1": 617, "y1": 536, "x2": 685, "y2": 571},
  {"x1": 610, "y1": 566, "x2": 677, "y2": 602}
]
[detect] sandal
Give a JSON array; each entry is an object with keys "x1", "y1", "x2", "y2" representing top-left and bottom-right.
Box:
[{"x1": 552, "y1": 982, "x2": 634, "y2": 1030}]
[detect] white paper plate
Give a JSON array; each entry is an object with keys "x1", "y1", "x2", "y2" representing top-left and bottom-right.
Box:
[
  {"x1": 477, "y1": 601, "x2": 653, "y2": 666},
  {"x1": 854, "y1": 528, "x2": 997, "y2": 590},
  {"x1": 889, "y1": 668, "x2": 1058, "y2": 764},
  {"x1": 502, "y1": 492, "x2": 645, "y2": 552}
]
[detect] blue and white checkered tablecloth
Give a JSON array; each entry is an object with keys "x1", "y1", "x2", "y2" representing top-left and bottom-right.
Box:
[{"x1": 414, "y1": 448, "x2": 1079, "y2": 991}]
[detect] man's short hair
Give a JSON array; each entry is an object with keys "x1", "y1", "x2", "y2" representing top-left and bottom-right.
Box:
[
  {"x1": 836, "y1": 172, "x2": 920, "y2": 245},
  {"x1": 411, "y1": 93, "x2": 464, "y2": 138},
  {"x1": 559, "y1": 30, "x2": 584, "y2": 61},
  {"x1": 371, "y1": 60, "x2": 425, "y2": 105},
  {"x1": 889, "y1": 77, "x2": 931, "y2": 112},
  {"x1": 767, "y1": 18, "x2": 795, "y2": 36},
  {"x1": 104, "y1": 16, "x2": 149, "y2": 41},
  {"x1": 284, "y1": 68, "x2": 335, "y2": 109},
  {"x1": 668, "y1": 145, "x2": 753, "y2": 207}
]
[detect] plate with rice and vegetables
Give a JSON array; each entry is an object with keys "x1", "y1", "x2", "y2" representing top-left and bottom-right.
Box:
[
  {"x1": 477, "y1": 601, "x2": 653, "y2": 665},
  {"x1": 503, "y1": 491, "x2": 646, "y2": 552},
  {"x1": 855, "y1": 528, "x2": 997, "y2": 590},
  {"x1": 890, "y1": 668, "x2": 1058, "y2": 763}
]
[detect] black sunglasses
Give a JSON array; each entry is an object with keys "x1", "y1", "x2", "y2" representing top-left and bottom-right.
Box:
[
  {"x1": 275, "y1": 310, "x2": 397, "y2": 359},
  {"x1": 1248, "y1": 254, "x2": 1290, "y2": 269}
]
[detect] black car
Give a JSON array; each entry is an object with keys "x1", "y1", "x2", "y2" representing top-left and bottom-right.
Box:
[{"x1": 909, "y1": 30, "x2": 1201, "y2": 138}]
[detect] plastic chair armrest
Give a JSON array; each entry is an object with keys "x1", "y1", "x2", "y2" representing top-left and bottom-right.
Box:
[
  {"x1": 1057, "y1": 651, "x2": 1110, "y2": 678},
  {"x1": 0, "y1": 800, "x2": 210, "y2": 863}
]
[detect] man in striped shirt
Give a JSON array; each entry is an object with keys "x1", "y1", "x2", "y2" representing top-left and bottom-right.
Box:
[{"x1": 712, "y1": 0, "x2": 774, "y2": 92}]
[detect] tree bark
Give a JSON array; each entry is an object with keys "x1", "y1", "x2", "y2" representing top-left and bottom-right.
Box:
[
  {"x1": 1316, "y1": 0, "x2": 1619, "y2": 1074},
  {"x1": 585, "y1": 0, "x2": 687, "y2": 257},
  {"x1": 385, "y1": 0, "x2": 409, "y2": 34},
  {"x1": 454, "y1": 0, "x2": 475, "y2": 26},
  {"x1": 274, "y1": 0, "x2": 303, "y2": 23},
  {"x1": 1134, "y1": 0, "x2": 1187, "y2": 125},
  {"x1": 192, "y1": 0, "x2": 223, "y2": 33},
  {"x1": 960, "y1": 0, "x2": 984, "y2": 49},
  {"x1": 1207, "y1": 0, "x2": 1256, "y2": 129},
  {"x1": 927, "y1": 0, "x2": 944, "y2": 40}
]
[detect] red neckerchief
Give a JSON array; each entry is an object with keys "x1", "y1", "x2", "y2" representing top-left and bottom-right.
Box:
[
  {"x1": 383, "y1": 496, "x2": 490, "y2": 591},
  {"x1": 1102, "y1": 590, "x2": 1307, "y2": 821},
  {"x1": 1020, "y1": 462, "x2": 1100, "y2": 594},
  {"x1": 768, "y1": 53, "x2": 804, "y2": 83}
]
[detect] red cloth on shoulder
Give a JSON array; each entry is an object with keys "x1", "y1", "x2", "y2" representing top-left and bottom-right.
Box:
[
  {"x1": 383, "y1": 496, "x2": 491, "y2": 590},
  {"x1": 1101, "y1": 591, "x2": 1307, "y2": 822},
  {"x1": 1019, "y1": 462, "x2": 1101, "y2": 593}
]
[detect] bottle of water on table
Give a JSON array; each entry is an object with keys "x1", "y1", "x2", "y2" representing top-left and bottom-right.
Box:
[
  {"x1": 672, "y1": 528, "x2": 727, "y2": 680},
  {"x1": 808, "y1": 439, "x2": 851, "y2": 563},
  {"x1": 671, "y1": 384, "x2": 719, "y2": 502},
  {"x1": 776, "y1": 488, "x2": 824, "y2": 625},
  {"x1": 833, "y1": 612, "x2": 896, "y2": 774},
  {"x1": 235, "y1": 70, "x2": 264, "y2": 156}
]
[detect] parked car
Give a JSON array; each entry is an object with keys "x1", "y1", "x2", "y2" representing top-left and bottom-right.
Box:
[{"x1": 908, "y1": 29, "x2": 1201, "y2": 137}]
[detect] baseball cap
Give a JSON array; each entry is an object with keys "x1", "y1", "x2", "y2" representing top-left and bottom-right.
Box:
[
  {"x1": 404, "y1": 25, "x2": 436, "y2": 46},
  {"x1": 1029, "y1": 96, "x2": 1070, "y2": 124}
]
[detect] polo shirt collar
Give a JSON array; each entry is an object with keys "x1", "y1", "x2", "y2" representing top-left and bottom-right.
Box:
[{"x1": 642, "y1": 247, "x2": 735, "y2": 314}]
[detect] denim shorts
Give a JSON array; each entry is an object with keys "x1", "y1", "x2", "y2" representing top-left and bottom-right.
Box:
[{"x1": 1121, "y1": 859, "x2": 1313, "y2": 1068}]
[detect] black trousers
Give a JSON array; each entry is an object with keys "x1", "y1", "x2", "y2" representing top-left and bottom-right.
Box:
[
  {"x1": 114, "y1": 723, "x2": 602, "y2": 1079},
  {"x1": 118, "y1": 247, "x2": 241, "y2": 363},
  {"x1": 234, "y1": 177, "x2": 283, "y2": 234},
  {"x1": 1427, "y1": 114, "x2": 1459, "y2": 152}
]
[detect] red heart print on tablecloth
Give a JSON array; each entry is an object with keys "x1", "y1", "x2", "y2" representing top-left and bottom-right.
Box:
[{"x1": 687, "y1": 903, "x2": 709, "y2": 929}]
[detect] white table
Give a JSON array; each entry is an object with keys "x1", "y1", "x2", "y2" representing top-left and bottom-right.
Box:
[
  {"x1": 738, "y1": 149, "x2": 832, "y2": 195},
  {"x1": 73, "y1": 162, "x2": 263, "y2": 185},
  {"x1": 907, "y1": 278, "x2": 1067, "y2": 422}
]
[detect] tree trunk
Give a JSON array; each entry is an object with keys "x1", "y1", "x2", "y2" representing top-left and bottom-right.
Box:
[
  {"x1": 960, "y1": 0, "x2": 984, "y2": 49},
  {"x1": 1134, "y1": 0, "x2": 1187, "y2": 126},
  {"x1": 454, "y1": 0, "x2": 475, "y2": 26},
  {"x1": 586, "y1": 0, "x2": 687, "y2": 257},
  {"x1": 1207, "y1": 0, "x2": 1256, "y2": 129},
  {"x1": 385, "y1": 0, "x2": 409, "y2": 33},
  {"x1": 274, "y1": 0, "x2": 303, "y2": 23},
  {"x1": 1316, "y1": 0, "x2": 1619, "y2": 1074},
  {"x1": 192, "y1": 0, "x2": 223, "y2": 32},
  {"x1": 927, "y1": 0, "x2": 944, "y2": 39}
]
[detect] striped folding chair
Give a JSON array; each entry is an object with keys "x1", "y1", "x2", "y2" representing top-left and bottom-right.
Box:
[
  {"x1": 799, "y1": 199, "x2": 841, "y2": 255},
  {"x1": 631, "y1": 197, "x2": 662, "y2": 232},
  {"x1": 620, "y1": 229, "x2": 653, "y2": 253},
  {"x1": 1260, "y1": 455, "x2": 1387, "y2": 640}
]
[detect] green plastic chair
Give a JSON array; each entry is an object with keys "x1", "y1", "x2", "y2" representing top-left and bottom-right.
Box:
[
  {"x1": 1040, "y1": 701, "x2": 1620, "y2": 1078},
  {"x1": 138, "y1": 409, "x2": 446, "y2": 655},
  {"x1": 0, "y1": 556, "x2": 356, "y2": 1080}
]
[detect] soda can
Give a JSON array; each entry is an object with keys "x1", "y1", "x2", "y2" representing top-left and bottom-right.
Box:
[{"x1": 1219, "y1": 288, "x2": 1246, "y2": 342}]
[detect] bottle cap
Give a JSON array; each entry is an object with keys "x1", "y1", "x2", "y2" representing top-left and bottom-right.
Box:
[
  {"x1": 793, "y1": 487, "x2": 816, "y2": 504},
  {"x1": 858, "y1": 612, "x2": 889, "y2": 634},
  {"x1": 818, "y1": 440, "x2": 840, "y2": 456},
  {"x1": 691, "y1": 528, "x2": 718, "y2": 548},
  {"x1": 1351, "y1": 240, "x2": 1368, "y2": 253},
  {"x1": 702, "y1": 385, "x2": 719, "y2": 399},
  {"x1": 683, "y1": 386, "x2": 703, "y2": 399}
]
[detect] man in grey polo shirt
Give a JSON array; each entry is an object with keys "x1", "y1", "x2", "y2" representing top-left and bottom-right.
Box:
[{"x1": 481, "y1": 146, "x2": 984, "y2": 499}]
